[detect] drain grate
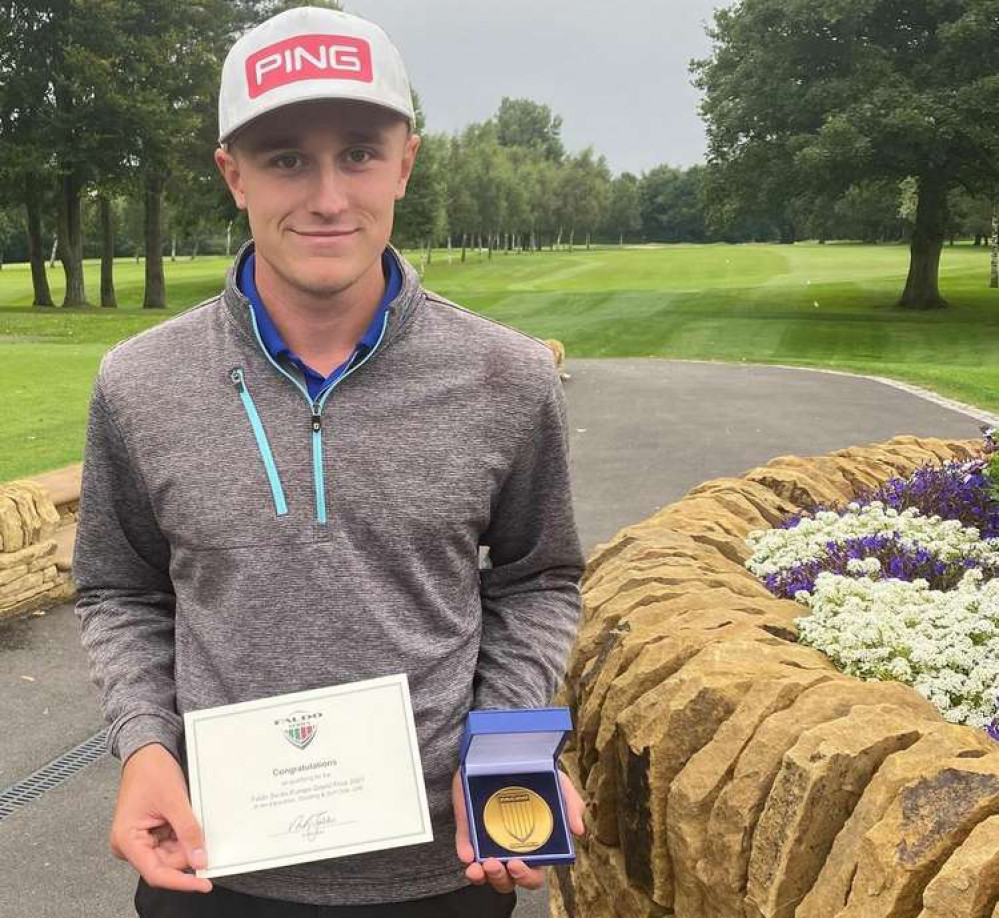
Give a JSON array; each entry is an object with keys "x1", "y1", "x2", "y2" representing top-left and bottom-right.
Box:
[{"x1": 0, "y1": 729, "x2": 108, "y2": 821}]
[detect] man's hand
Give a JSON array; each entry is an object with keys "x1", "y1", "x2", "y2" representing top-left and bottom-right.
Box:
[
  {"x1": 452, "y1": 769, "x2": 586, "y2": 893},
  {"x1": 110, "y1": 743, "x2": 213, "y2": 893}
]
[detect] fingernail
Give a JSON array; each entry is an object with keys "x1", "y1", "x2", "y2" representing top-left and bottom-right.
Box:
[{"x1": 191, "y1": 848, "x2": 207, "y2": 868}]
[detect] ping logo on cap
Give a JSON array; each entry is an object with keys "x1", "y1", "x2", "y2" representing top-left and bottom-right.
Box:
[{"x1": 245, "y1": 34, "x2": 373, "y2": 99}]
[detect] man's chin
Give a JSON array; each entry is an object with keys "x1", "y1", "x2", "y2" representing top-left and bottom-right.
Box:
[{"x1": 285, "y1": 266, "x2": 360, "y2": 299}]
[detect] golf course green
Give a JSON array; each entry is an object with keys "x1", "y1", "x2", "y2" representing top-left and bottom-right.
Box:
[{"x1": 1, "y1": 242, "x2": 996, "y2": 480}]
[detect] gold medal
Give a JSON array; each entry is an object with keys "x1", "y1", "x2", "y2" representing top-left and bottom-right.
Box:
[{"x1": 482, "y1": 786, "x2": 554, "y2": 853}]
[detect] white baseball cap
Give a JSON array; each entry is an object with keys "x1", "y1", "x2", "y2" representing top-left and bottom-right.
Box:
[{"x1": 218, "y1": 7, "x2": 415, "y2": 144}]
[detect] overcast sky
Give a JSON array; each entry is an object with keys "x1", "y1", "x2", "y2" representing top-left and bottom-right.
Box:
[{"x1": 344, "y1": 0, "x2": 728, "y2": 176}]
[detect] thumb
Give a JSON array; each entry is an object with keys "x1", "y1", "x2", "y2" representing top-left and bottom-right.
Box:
[
  {"x1": 451, "y1": 771, "x2": 475, "y2": 864},
  {"x1": 162, "y1": 787, "x2": 207, "y2": 870}
]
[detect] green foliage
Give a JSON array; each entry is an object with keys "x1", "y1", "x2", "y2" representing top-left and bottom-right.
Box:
[
  {"x1": 639, "y1": 165, "x2": 708, "y2": 243},
  {"x1": 393, "y1": 93, "x2": 447, "y2": 247},
  {"x1": 495, "y1": 98, "x2": 564, "y2": 162},
  {"x1": 604, "y1": 174, "x2": 642, "y2": 242},
  {"x1": 693, "y1": 0, "x2": 999, "y2": 298},
  {"x1": 987, "y1": 451, "x2": 999, "y2": 504}
]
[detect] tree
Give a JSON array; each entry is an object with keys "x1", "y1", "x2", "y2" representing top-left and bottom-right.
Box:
[
  {"x1": 0, "y1": 206, "x2": 20, "y2": 269},
  {"x1": 444, "y1": 133, "x2": 479, "y2": 261},
  {"x1": 992, "y1": 199, "x2": 999, "y2": 289},
  {"x1": 391, "y1": 92, "x2": 446, "y2": 250},
  {"x1": 605, "y1": 173, "x2": 642, "y2": 246},
  {"x1": 121, "y1": 0, "x2": 241, "y2": 307},
  {"x1": 555, "y1": 149, "x2": 611, "y2": 250},
  {"x1": 495, "y1": 97, "x2": 564, "y2": 162},
  {"x1": 693, "y1": 0, "x2": 999, "y2": 308},
  {"x1": 0, "y1": 2, "x2": 55, "y2": 304},
  {"x1": 831, "y1": 181, "x2": 908, "y2": 243},
  {"x1": 640, "y1": 165, "x2": 708, "y2": 243}
]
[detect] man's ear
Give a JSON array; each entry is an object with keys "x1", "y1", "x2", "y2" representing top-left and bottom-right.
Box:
[
  {"x1": 395, "y1": 133, "x2": 422, "y2": 200},
  {"x1": 214, "y1": 146, "x2": 248, "y2": 211}
]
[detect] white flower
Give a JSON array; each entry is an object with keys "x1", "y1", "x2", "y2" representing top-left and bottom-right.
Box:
[{"x1": 790, "y1": 571, "x2": 999, "y2": 728}]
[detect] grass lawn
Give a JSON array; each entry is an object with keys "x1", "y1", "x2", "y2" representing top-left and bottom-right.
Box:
[{"x1": 1, "y1": 242, "x2": 997, "y2": 480}]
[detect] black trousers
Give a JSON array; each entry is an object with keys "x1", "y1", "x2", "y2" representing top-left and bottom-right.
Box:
[{"x1": 135, "y1": 878, "x2": 517, "y2": 918}]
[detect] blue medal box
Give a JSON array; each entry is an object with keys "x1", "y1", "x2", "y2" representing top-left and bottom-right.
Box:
[{"x1": 458, "y1": 707, "x2": 576, "y2": 867}]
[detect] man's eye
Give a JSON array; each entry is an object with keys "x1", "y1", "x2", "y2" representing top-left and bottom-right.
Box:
[
  {"x1": 271, "y1": 154, "x2": 301, "y2": 170},
  {"x1": 346, "y1": 149, "x2": 373, "y2": 165}
]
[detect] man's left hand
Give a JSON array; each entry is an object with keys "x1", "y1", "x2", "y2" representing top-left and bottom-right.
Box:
[{"x1": 451, "y1": 769, "x2": 586, "y2": 892}]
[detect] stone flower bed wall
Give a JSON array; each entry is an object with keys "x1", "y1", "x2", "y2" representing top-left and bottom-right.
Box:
[
  {"x1": 0, "y1": 465, "x2": 80, "y2": 621},
  {"x1": 551, "y1": 435, "x2": 999, "y2": 918}
]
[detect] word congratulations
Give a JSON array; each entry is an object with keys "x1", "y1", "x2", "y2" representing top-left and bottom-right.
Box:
[{"x1": 273, "y1": 758, "x2": 337, "y2": 778}]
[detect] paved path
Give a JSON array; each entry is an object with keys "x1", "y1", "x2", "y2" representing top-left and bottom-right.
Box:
[{"x1": 0, "y1": 359, "x2": 991, "y2": 918}]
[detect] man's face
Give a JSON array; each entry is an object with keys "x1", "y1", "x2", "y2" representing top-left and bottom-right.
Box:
[{"x1": 215, "y1": 99, "x2": 420, "y2": 301}]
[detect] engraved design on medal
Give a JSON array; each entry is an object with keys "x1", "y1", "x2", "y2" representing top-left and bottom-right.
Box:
[{"x1": 482, "y1": 785, "x2": 554, "y2": 853}]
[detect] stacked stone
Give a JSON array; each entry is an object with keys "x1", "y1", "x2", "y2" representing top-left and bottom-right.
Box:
[
  {"x1": 0, "y1": 480, "x2": 75, "y2": 620},
  {"x1": 551, "y1": 435, "x2": 999, "y2": 918}
]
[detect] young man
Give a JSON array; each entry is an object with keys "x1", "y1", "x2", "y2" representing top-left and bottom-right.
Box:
[{"x1": 74, "y1": 7, "x2": 585, "y2": 916}]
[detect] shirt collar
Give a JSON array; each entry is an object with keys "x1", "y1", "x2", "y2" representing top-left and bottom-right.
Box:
[{"x1": 237, "y1": 248, "x2": 403, "y2": 362}]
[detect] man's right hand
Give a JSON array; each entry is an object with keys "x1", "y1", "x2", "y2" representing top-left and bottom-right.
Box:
[{"x1": 110, "y1": 743, "x2": 213, "y2": 893}]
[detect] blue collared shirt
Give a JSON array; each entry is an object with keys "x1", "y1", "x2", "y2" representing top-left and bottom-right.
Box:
[{"x1": 239, "y1": 249, "x2": 402, "y2": 401}]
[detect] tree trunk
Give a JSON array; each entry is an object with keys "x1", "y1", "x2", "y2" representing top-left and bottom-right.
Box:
[
  {"x1": 461, "y1": 233, "x2": 466, "y2": 263},
  {"x1": 569, "y1": 228, "x2": 575, "y2": 252},
  {"x1": 143, "y1": 172, "x2": 166, "y2": 308},
  {"x1": 190, "y1": 238, "x2": 200, "y2": 260},
  {"x1": 990, "y1": 203, "x2": 998, "y2": 290},
  {"x1": 24, "y1": 185, "x2": 54, "y2": 306},
  {"x1": 447, "y1": 235, "x2": 453, "y2": 265},
  {"x1": 426, "y1": 239, "x2": 432, "y2": 265},
  {"x1": 898, "y1": 174, "x2": 949, "y2": 309},
  {"x1": 49, "y1": 234, "x2": 58, "y2": 268},
  {"x1": 487, "y1": 233, "x2": 493, "y2": 260},
  {"x1": 57, "y1": 172, "x2": 87, "y2": 306},
  {"x1": 226, "y1": 220, "x2": 233, "y2": 256},
  {"x1": 556, "y1": 227, "x2": 562, "y2": 250},
  {"x1": 171, "y1": 234, "x2": 177, "y2": 261},
  {"x1": 99, "y1": 193, "x2": 117, "y2": 308},
  {"x1": 585, "y1": 231, "x2": 591, "y2": 251}
]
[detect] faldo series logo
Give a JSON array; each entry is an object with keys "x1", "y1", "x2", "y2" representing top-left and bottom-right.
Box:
[
  {"x1": 245, "y1": 34, "x2": 373, "y2": 99},
  {"x1": 275, "y1": 710, "x2": 323, "y2": 750}
]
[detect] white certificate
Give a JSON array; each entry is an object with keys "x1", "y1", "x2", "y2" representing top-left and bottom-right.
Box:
[{"x1": 183, "y1": 673, "x2": 433, "y2": 878}]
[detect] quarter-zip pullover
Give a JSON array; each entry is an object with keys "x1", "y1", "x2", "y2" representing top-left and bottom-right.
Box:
[{"x1": 73, "y1": 243, "x2": 584, "y2": 906}]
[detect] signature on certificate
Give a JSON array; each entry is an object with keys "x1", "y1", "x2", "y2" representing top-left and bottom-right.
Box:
[{"x1": 270, "y1": 810, "x2": 342, "y2": 842}]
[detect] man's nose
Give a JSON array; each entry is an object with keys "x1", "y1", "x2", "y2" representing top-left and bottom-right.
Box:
[{"x1": 309, "y1": 163, "x2": 349, "y2": 216}]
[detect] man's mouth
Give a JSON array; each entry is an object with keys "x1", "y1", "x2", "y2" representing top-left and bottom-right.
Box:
[{"x1": 292, "y1": 228, "x2": 358, "y2": 238}]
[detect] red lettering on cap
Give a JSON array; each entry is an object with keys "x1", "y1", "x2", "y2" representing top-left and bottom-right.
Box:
[{"x1": 245, "y1": 34, "x2": 373, "y2": 99}]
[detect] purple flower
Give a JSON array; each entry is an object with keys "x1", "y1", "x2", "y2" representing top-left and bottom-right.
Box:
[
  {"x1": 779, "y1": 430, "x2": 999, "y2": 539},
  {"x1": 763, "y1": 532, "x2": 997, "y2": 600}
]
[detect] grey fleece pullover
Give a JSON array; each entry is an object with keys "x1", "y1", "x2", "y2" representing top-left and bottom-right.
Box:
[{"x1": 73, "y1": 244, "x2": 584, "y2": 906}]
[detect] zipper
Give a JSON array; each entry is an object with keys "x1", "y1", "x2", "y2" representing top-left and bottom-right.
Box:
[
  {"x1": 243, "y1": 303, "x2": 392, "y2": 525},
  {"x1": 229, "y1": 367, "x2": 289, "y2": 517}
]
